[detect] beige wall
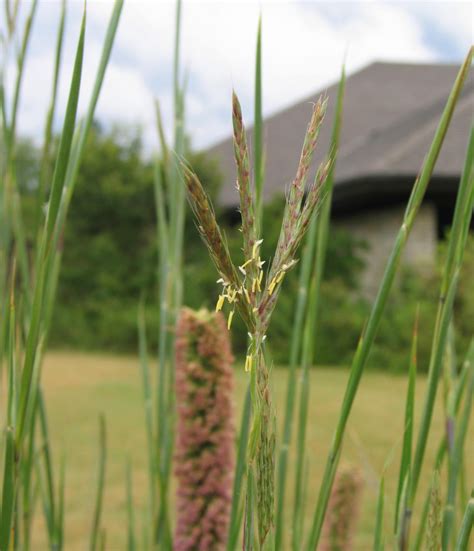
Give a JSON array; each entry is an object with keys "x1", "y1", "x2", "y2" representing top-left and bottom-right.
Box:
[{"x1": 336, "y1": 203, "x2": 437, "y2": 297}]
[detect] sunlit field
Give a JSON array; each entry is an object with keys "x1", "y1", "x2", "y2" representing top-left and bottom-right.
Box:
[{"x1": 27, "y1": 351, "x2": 473, "y2": 549}]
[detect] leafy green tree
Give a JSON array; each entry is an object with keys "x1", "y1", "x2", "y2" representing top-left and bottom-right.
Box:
[{"x1": 51, "y1": 124, "x2": 156, "y2": 349}]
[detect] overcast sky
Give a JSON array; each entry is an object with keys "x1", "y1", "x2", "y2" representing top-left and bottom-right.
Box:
[{"x1": 3, "y1": 0, "x2": 473, "y2": 153}]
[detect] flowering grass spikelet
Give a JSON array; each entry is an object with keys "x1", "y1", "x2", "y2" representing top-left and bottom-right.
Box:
[
  {"x1": 174, "y1": 308, "x2": 235, "y2": 551},
  {"x1": 182, "y1": 90, "x2": 331, "y2": 544}
]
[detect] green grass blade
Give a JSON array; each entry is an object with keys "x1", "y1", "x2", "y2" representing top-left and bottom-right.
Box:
[
  {"x1": 21, "y1": 414, "x2": 37, "y2": 548},
  {"x1": 253, "y1": 15, "x2": 263, "y2": 226},
  {"x1": 275, "y1": 63, "x2": 345, "y2": 551},
  {"x1": 11, "y1": 183, "x2": 32, "y2": 310},
  {"x1": 410, "y1": 123, "x2": 474, "y2": 506},
  {"x1": 57, "y1": 454, "x2": 66, "y2": 550},
  {"x1": 394, "y1": 314, "x2": 417, "y2": 533},
  {"x1": 1, "y1": 1, "x2": 39, "y2": 313},
  {"x1": 137, "y1": 301, "x2": 157, "y2": 524},
  {"x1": 293, "y1": 243, "x2": 326, "y2": 550},
  {"x1": 64, "y1": 0, "x2": 124, "y2": 193},
  {"x1": 0, "y1": 427, "x2": 16, "y2": 550},
  {"x1": 173, "y1": 0, "x2": 182, "y2": 112},
  {"x1": 37, "y1": 387, "x2": 57, "y2": 545},
  {"x1": 442, "y1": 341, "x2": 474, "y2": 548},
  {"x1": 126, "y1": 460, "x2": 136, "y2": 551},
  {"x1": 227, "y1": 385, "x2": 252, "y2": 550},
  {"x1": 6, "y1": 283, "x2": 17, "y2": 426},
  {"x1": 373, "y1": 476, "x2": 385, "y2": 551},
  {"x1": 6, "y1": 0, "x2": 38, "y2": 150},
  {"x1": 90, "y1": 414, "x2": 107, "y2": 551},
  {"x1": 243, "y1": 466, "x2": 255, "y2": 551},
  {"x1": 305, "y1": 47, "x2": 473, "y2": 551},
  {"x1": 44, "y1": 9, "x2": 85, "y2": 245},
  {"x1": 36, "y1": 0, "x2": 67, "y2": 234},
  {"x1": 413, "y1": 356, "x2": 471, "y2": 551},
  {"x1": 1, "y1": 292, "x2": 20, "y2": 547},
  {"x1": 292, "y1": 355, "x2": 310, "y2": 551},
  {"x1": 454, "y1": 497, "x2": 473, "y2": 550}
]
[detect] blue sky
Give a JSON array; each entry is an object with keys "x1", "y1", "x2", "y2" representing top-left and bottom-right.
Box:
[{"x1": 3, "y1": 0, "x2": 473, "y2": 152}]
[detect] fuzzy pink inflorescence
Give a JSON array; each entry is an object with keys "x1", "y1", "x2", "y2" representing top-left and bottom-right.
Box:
[
  {"x1": 174, "y1": 308, "x2": 235, "y2": 551},
  {"x1": 321, "y1": 465, "x2": 364, "y2": 551}
]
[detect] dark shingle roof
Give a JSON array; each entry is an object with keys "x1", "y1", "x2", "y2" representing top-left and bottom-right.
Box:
[{"x1": 206, "y1": 61, "x2": 474, "y2": 209}]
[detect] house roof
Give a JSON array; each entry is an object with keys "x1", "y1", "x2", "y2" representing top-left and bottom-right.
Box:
[{"x1": 206, "y1": 61, "x2": 474, "y2": 211}]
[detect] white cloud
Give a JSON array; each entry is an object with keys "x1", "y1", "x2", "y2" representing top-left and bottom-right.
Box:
[{"x1": 2, "y1": 0, "x2": 471, "y2": 153}]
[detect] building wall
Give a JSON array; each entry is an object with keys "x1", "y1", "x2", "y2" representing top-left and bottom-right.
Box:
[{"x1": 336, "y1": 203, "x2": 437, "y2": 297}]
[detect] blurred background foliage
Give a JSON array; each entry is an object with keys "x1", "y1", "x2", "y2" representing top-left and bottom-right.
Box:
[{"x1": 17, "y1": 124, "x2": 474, "y2": 371}]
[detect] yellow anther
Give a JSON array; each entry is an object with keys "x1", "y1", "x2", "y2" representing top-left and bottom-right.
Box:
[
  {"x1": 268, "y1": 278, "x2": 277, "y2": 295},
  {"x1": 244, "y1": 354, "x2": 253, "y2": 372},
  {"x1": 252, "y1": 278, "x2": 257, "y2": 293},
  {"x1": 252, "y1": 239, "x2": 263, "y2": 259},
  {"x1": 215, "y1": 294, "x2": 225, "y2": 312},
  {"x1": 253, "y1": 243, "x2": 260, "y2": 259},
  {"x1": 227, "y1": 310, "x2": 234, "y2": 330},
  {"x1": 244, "y1": 288, "x2": 251, "y2": 304},
  {"x1": 276, "y1": 270, "x2": 285, "y2": 283},
  {"x1": 241, "y1": 258, "x2": 253, "y2": 269}
]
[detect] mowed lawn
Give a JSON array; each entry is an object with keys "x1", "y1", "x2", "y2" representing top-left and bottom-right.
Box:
[{"x1": 31, "y1": 351, "x2": 473, "y2": 549}]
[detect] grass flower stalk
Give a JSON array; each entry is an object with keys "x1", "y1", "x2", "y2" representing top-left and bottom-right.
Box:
[{"x1": 183, "y1": 91, "x2": 332, "y2": 545}]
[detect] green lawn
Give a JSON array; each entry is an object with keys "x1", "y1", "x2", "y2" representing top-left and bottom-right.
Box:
[{"x1": 32, "y1": 352, "x2": 473, "y2": 549}]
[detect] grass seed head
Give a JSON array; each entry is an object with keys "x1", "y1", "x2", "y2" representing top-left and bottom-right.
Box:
[{"x1": 174, "y1": 308, "x2": 235, "y2": 551}]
